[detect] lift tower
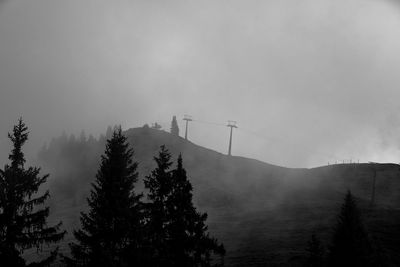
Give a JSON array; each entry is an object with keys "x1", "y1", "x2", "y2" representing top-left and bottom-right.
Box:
[
  {"x1": 227, "y1": 121, "x2": 237, "y2": 156},
  {"x1": 183, "y1": 115, "x2": 192, "y2": 140},
  {"x1": 368, "y1": 162, "x2": 386, "y2": 208}
]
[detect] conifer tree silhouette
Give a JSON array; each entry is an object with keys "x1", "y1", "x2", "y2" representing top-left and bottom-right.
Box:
[
  {"x1": 167, "y1": 154, "x2": 225, "y2": 266},
  {"x1": 67, "y1": 127, "x2": 143, "y2": 267},
  {"x1": 0, "y1": 118, "x2": 65, "y2": 266},
  {"x1": 144, "y1": 145, "x2": 173, "y2": 266},
  {"x1": 170, "y1": 116, "x2": 179, "y2": 136},
  {"x1": 328, "y1": 191, "x2": 373, "y2": 267},
  {"x1": 145, "y1": 147, "x2": 225, "y2": 267}
]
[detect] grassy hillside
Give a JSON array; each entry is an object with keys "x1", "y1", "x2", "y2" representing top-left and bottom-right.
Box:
[{"x1": 32, "y1": 127, "x2": 400, "y2": 266}]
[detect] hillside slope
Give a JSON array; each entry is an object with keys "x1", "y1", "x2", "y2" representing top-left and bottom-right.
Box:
[{"x1": 34, "y1": 127, "x2": 400, "y2": 266}]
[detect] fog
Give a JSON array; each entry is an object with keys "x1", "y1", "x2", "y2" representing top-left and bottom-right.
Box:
[{"x1": 1, "y1": 0, "x2": 400, "y2": 167}]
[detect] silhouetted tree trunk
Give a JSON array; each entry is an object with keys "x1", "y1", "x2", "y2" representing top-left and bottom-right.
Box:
[{"x1": 0, "y1": 118, "x2": 65, "y2": 266}]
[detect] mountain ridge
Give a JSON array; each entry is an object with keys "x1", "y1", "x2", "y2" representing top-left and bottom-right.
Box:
[{"x1": 32, "y1": 125, "x2": 400, "y2": 266}]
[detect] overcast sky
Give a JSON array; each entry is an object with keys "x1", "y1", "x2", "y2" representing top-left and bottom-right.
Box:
[{"x1": 1, "y1": 0, "x2": 400, "y2": 167}]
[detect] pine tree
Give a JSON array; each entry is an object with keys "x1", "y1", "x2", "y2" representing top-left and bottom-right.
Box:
[
  {"x1": 144, "y1": 147, "x2": 225, "y2": 266},
  {"x1": 144, "y1": 145, "x2": 173, "y2": 266},
  {"x1": 167, "y1": 154, "x2": 225, "y2": 266},
  {"x1": 0, "y1": 118, "x2": 65, "y2": 266},
  {"x1": 170, "y1": 116, "x2": 179, "y2": 136},
  {"x1": 67, "y1": 127, "x2": 143, "y2": 267},
  {"x1": 328, "y1": 191, "x2": 373, "y2": 267},
  {"x1": 305, "y1": 234, "x2": 324, "y2": 267}
]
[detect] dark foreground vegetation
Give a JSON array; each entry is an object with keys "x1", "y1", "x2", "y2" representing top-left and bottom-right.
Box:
[
  {"x1": 1, "y1": 119, "x2": 224, "y2": 266},
  {"x1": 1, "y1": 118, "x2": 400, "y2": 266},
  {"x1": 0, "y1": 119, "x2": 65, "y2": 266}
]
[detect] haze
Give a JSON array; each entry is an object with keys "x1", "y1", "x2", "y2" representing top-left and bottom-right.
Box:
[{"x1": 1, "y1": 0, "x2": 400, "y2": 167}]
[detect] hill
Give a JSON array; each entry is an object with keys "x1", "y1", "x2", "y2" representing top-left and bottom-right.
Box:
[{"x1": 34, "y1": 127, "x2": 400, "y2": 266}]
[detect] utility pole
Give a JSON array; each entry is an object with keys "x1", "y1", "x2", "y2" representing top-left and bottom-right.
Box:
[
  {"x1": 227, "y1": 120, "x2": 237, "y2": 156},
  {"x1": 183, "y1": 115, "x2": 192, "y2": 140},
  {"x1": 368, "y1": 162, "x2": 384, "y2": 208},
  {"x1": 371, "y1": 167, "x2": 377, "y2": 208}
]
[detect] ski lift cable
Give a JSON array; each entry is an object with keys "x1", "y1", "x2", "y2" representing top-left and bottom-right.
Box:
[
  {"x1": 189, "y1": 117, "x2": 340, "y2": 162},
  {"x1": 236, "y1": 127, "x2": 342, "y2": 162},
  {"x1": 156, "y1": 116, "x2": 350, "y2": 163},
  {"x1": 191, "y1": 119, "x2": 226, "y2": 127}
]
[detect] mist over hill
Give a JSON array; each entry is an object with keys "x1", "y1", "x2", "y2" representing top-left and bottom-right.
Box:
[
  {"x1": 2, "y1": 1, "x2": 400, "y2": 265},
  {"x1": 35, "y1": 126, "x2": 400, "y2": 266}
]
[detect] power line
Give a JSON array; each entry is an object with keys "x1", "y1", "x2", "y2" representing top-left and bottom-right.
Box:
[
  {"x1": 188, "y1": 117, "x2": 340, "y2": 162},
  {"x1": 152, "y1": 116, "x2": 356, "y2": 166},
  {"x1": 191, "y1": 119, "x2": 226, "y2": 127}
]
